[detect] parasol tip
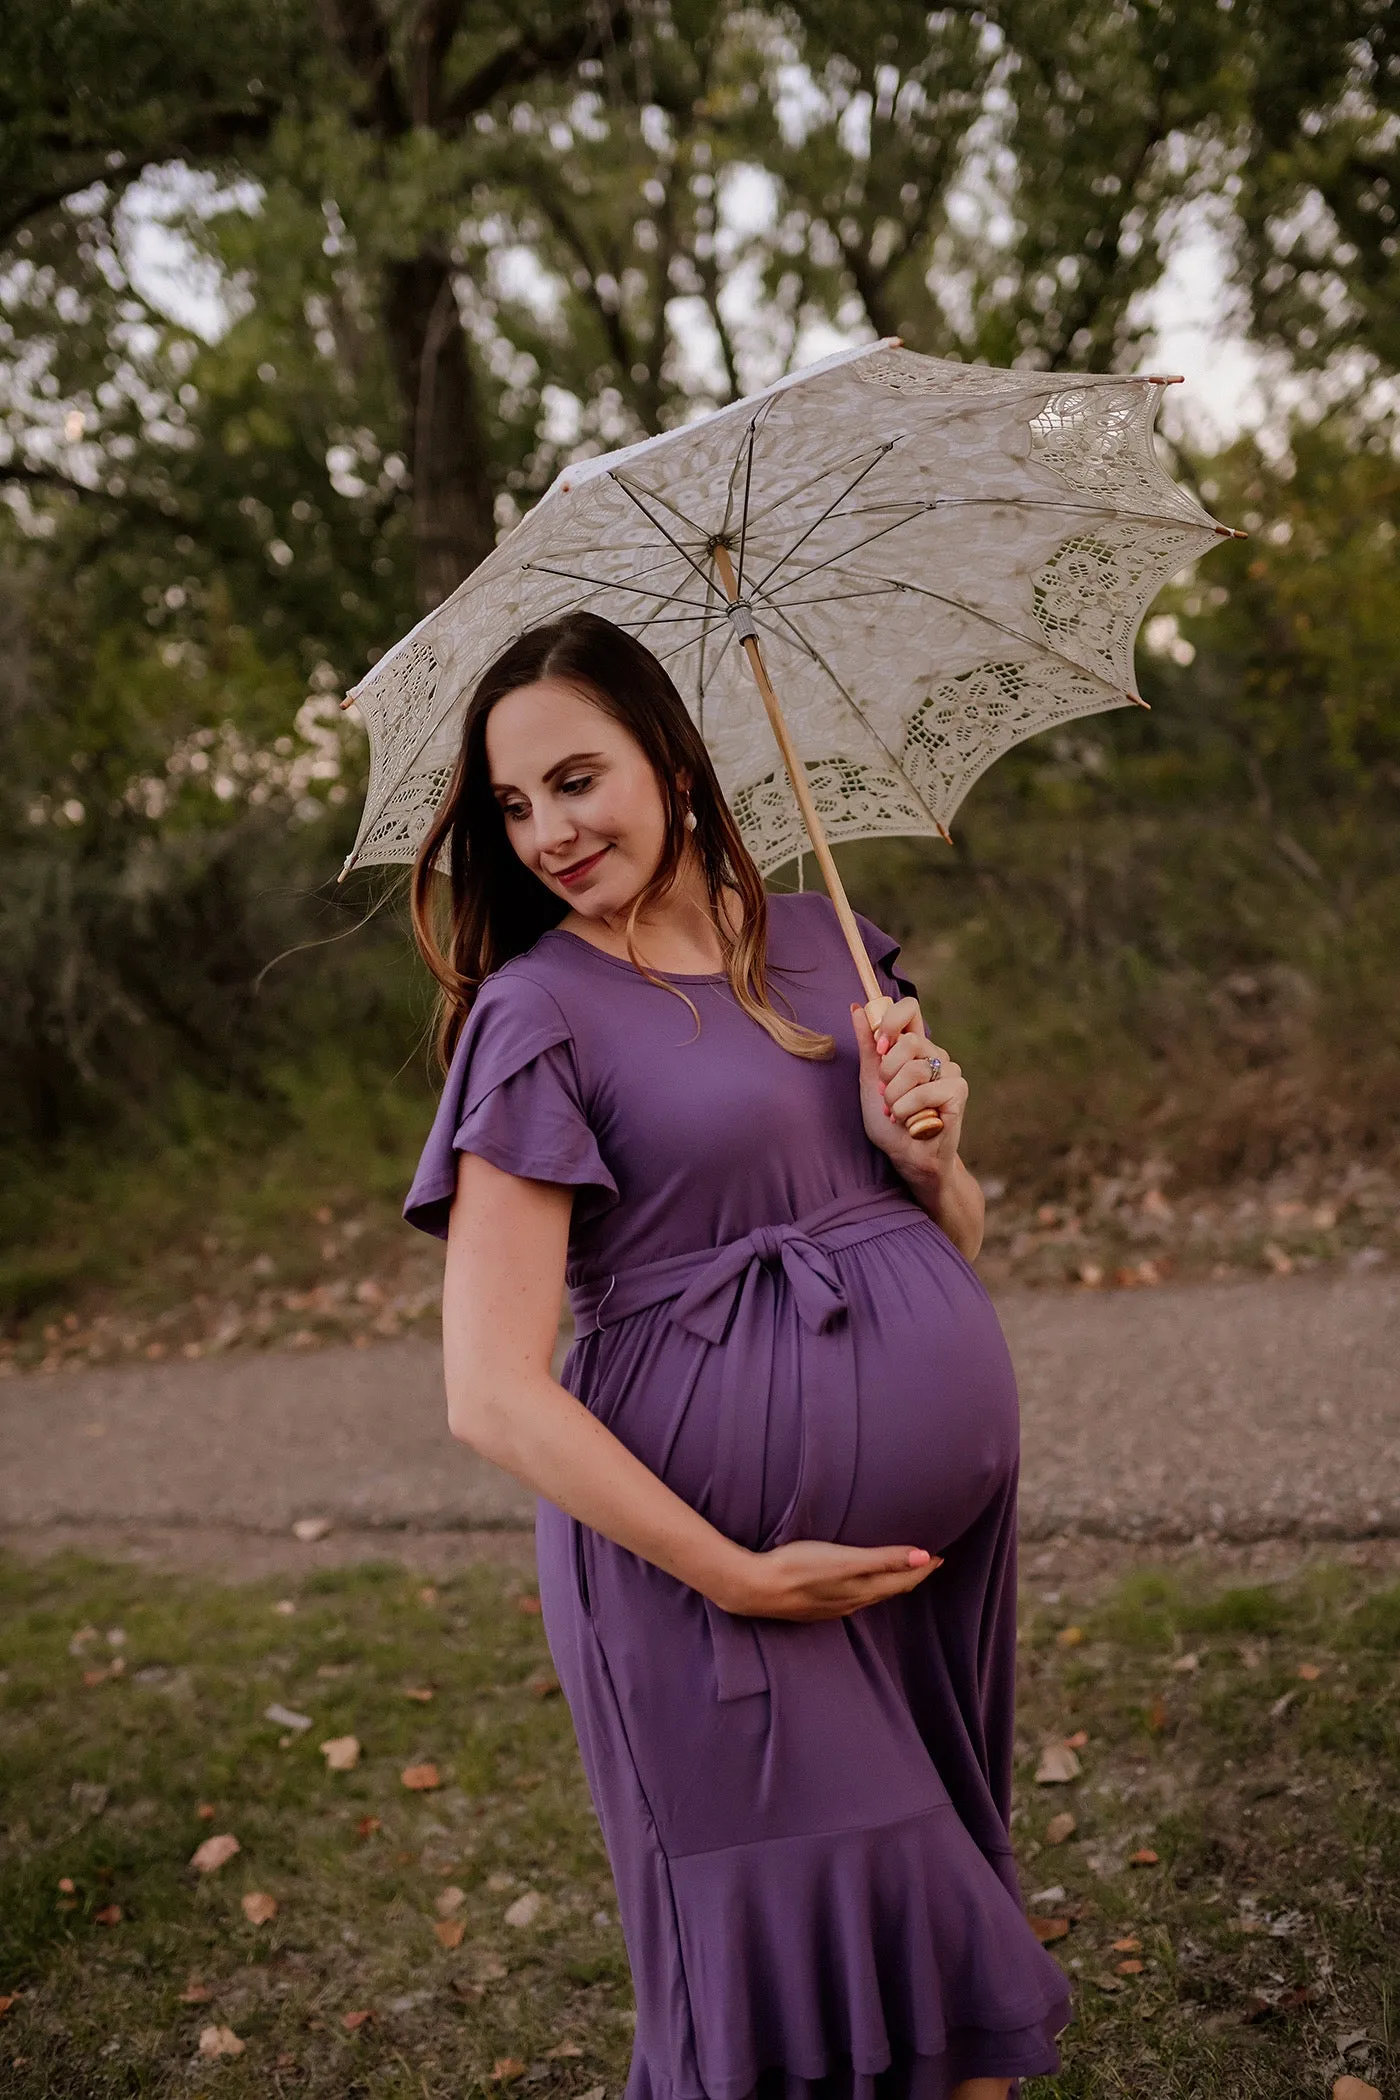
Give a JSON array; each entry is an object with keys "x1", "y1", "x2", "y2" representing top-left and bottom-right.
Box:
[
  {"x1": 1144, "y1": 374, "x2": 1185, "y2": 385},
  {"x1": 936, "y1": 822, "x2": 953, "y2": 846},
  {"x1": 1127, "y1": 693, "x2": 1152, "y2": 710}
]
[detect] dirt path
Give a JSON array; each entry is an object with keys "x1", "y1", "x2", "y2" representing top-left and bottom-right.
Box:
[{"x1": 2, "y1": 1267, "x2": 1396, "y2": 1579}]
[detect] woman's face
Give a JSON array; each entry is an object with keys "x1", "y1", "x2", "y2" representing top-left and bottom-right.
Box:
[{"x1": 485, "y1": 677, "x2": 679, "y2": 918}]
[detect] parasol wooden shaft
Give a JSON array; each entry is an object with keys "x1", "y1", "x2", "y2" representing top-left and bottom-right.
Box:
[
  {"x1": 710, "y1": 543, "x2": 942, "y2": 1139},
  {"x1": 711, "y1": 546, "x2": 881, "y2": 1010}
]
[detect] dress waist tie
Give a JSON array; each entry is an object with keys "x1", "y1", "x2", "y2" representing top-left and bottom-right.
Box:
[{"x1": 567, "y1": 1185, "x2": 928, "y2": 1703}]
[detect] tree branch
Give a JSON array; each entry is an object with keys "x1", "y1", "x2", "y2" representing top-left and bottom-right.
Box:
[
  {"x1": 410, "y1": 0, "x2": 467, "y2": 127},
  {"x1": 317, "y1": 0, "x2": 408, "y2": 135},
  {"x1": 439, "y1": 3, "x2": 632, "y2": 133}
]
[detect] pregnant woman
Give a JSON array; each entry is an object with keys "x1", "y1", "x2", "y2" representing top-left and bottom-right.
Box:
[{"x1": 404, "y1": 611, "x2": 1072, "y2": 2100}]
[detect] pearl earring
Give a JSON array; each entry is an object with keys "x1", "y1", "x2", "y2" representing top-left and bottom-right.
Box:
[{"x1": 683, "y1": 804, "x2": 698, "y2": 833}]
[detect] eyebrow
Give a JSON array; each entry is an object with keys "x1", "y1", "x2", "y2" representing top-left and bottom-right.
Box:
[{"x1": 491, "y1": 750, "x2": 608, "y2": 797}]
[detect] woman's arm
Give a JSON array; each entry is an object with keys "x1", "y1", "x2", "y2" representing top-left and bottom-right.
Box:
[
  {"x1": 443, "y1": 1149, "x2": 942, "y2": 1619},
  {"x1": 849, "y1": 1001, "x2": 986, "y2": 1261}
]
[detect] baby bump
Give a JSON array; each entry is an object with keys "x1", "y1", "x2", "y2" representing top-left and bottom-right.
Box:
[
  {"x1": 571, "y1": 1217, "x2": 1019, "y2": 1556},
  {"x1": 837, "y1": 1220, "x2": 1021, "y2": 1550}
]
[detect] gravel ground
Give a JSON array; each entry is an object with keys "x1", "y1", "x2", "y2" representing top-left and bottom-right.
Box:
[{"x1": 1, "y1": 1267, "x2": 1396, "y2": 1575}]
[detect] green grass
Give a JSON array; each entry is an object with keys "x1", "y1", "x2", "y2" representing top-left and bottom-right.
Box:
[{"x1": 0, "y1": 1553, "x2": 1396, "y2": 2097}]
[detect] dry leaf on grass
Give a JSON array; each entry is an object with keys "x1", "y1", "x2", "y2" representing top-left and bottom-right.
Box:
[
  {"x1": 1298, "y1": 1662, "x2": 1322, "y2": 1680},
  {"x1": 435, "y1": 1887, "x2": 466, "y2": 1918},
  {"x1": 504, "y1": 1890, "x2": 544, "y2": 1928},
  {"x1": 241, "y1": 1892, "x2": 278, "y2": 1925},
  {"x1": 355, "y1": 1816, "x2": 381, "y2": 1841},
  {"x1": 1116, "y1": 1958, "x2": 1145, "y2": 1975},
  {"x1": 1055, "y1": 1626, "x2": 1084, "y2": 1648},
  {"x1": 1028, "y1": 1916, "x2": 1069, "y2": 1943},
  {"x1": 1063, "y1": 1729, "x2": 1089, "y2": 1750},
  {"x1": 319, "y1": 1735, "x2": 361, "y2": 1771},
  {"x1": 196, "y1": 1803, "x2": 215, "y2": 1821},
  {"x1": 1044, "y1": 1812, "x2": 1077, "y2": 1845},
  {"x1": 342, "y1": 2009, "x2": 372, "y2": 2032},
  {"x1": 191, "y1": 1834, "x2": 240, "y2": 1874},
  {"x1": 403, "y1": 1686, "x2": 435, "y2": 1703},
  {"x1": 418, "y1": 1586, "x2": 439, "y2": 1605},
  {"x1": 0, "y1": 1995, "x2": 19, "y2": 2019},
  {"x1": 273, "y1": 1598, "x2": 297, "y2": 1616},
  {"x1": 179, "y1": 1982, "x2": 212, "y2": 2004},
  {"x1": 579, "y1": 2084, "x2": 606, "y2": 2100},
  {"x1": 490, "y1": 2058, "x2": 527, "y2": 2082},
  {"x1": 292, "y1": 1517, "x2": 332, "y2": 1543},
  {"x1": 434, "y1": 1920, "x2": 466, "y2": 1949},
  {"x1": 1333, "y1": 2078, "x2": 1381, "y2": 2100},
  {"x1": 1111, "y1": 1936, "x2": 1142, "y2": 1953},
  {"x1": 94, "y1": 1904, "x2": 122, "y2": 1926},
  {"x1": 515, "y1": 1594, "x2": 543, "y2": 1615},
  {"x1": 545, "y1": 2043, "x2": 585, "y2": 2059},
  {"x1": 1128, "y1": 1847, "x2": 1160, "y2": 1868},
  {"x1": 1172, "y1": 1652, "x2": 1200, "y2": 1674},
  {"x1": 401, "y1": 1762, "x2": 441, "y2": 1791},
  {"x1": 198, "y1": 2025, "x2": 245, "y2": 2059},
  {"x1": 527, "y1": 1671, "x2": 562, "y2": 1699},
  {"x1": 1146, "y1": 1697, "x2": 1168, "y2": 1732},
  {"x1": 1034, "y1": 1744, "x2": 1081, "y2": 1785},
  {"x1": 264, "y1": 1702, "x2": 312, "y2": 1733}
]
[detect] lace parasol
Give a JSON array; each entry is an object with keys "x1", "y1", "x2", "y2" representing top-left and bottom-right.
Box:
[{"x1": 340, "y1": 339, "x2": 1237, "y2": 1076}]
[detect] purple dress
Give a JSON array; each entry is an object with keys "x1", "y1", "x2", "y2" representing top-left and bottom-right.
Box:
[{"x1": 406, "y1": 892, "x2": 1072, "y2": 2100}]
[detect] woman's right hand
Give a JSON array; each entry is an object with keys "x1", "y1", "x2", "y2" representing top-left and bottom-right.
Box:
[{"x1": 717, "y1": 1540, "x2": 944, "y2": 1622}]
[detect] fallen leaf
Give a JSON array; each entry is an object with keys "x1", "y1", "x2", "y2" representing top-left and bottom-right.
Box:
[
  {"x1": 1062, "y1": 1729, "x2": 1089, "y2": 1750},
  {"x1": 1045, "y1": 1812, "x2": 1077, "y2": 1845},
  {"x1": 196, "y1": 1803, "x2": 216, "y2": 1821},
  {"x1": 545, "y1": 2043, "x2": 585, "y2": 2059},
  {"x1": 179, "y1": 1982, "x2": 213, "y2": 2004},
  {"x1": 342, "y1": 2009, "x2": 372, "y2": 2032},
  {"x1": 355, "y1": 1816, "x2": 381, "y2": 1841},
  {"x1": 272, "y1": 1599, "x2": 297, "y2": 1616},
  {"x1": 1333, "y1": 2082, "x2": 1381, "y2": 2100},
  {"x1": 292, "y1": 1517, "x2": 332, "y2": 1543},
  {"x1": 1029, "y1": 1915, "x2": 1070, "y2": 1942},
  {"x1": 68, "y1": 1626, "x2": 100, "y2": 1656},
  {"x1": 403, "y1": 1687, "x2": 435, "y2": 1703},
  {"x1": 1128, "y1": 1847, "x2": 1160, "y2": 1868},
  {"x1": 57, "y1": 1877, "x2": 75, "y2": 1894},
  {"x1": 435, "y1": 1886, "x2": 466, "y2": 1918},
  {"x1": 1298, "y1": 1662, "x2": 1322, "y2": 1681},
  {"x1": 579, "y1": 2086, "x2": 606, "y2": 2100},
  {"x1": 515, "y1": 1594, "x2": 543, "y2": 1616},
  {"x1": 401, "y1": 1763, "x2": 441, "y2": 1792},
  {"x1": 1112, "y1": 1936, "x2": 1142, "y2": 1953},
  {"x1": 319, "y1": 1735, "x2": 361, "y2": 1771},
  {"x1": 527, "y1": 1670, "x2": 561, "y2": 1699},
  {"x1": 1055, "y1": 1625, "x2": 1084, "y2": 1648},
  {"x1": 1172, "y1": 1652, "x2": 1200, "y2": 1674},
  {"x1": 190, "y1": 1834, "x2": 241, "y2": 1874},
  {"x1": 1145, "y1": 1696, "x2": 1169, "y2": 1731},
  {"x1": 94, "y1": 1903, "x2": 122, "y2": 1926},
  {"x1": 1035, "y1": 1743, "x2": 1082, "y2": 1785},
  {"x1": 434, "y1": 1919, "x2": 466, "y2": 1949},
  {"x1": 0, "y1": 1994, "x2": 18, "y2": 2019},
  {"x1": 1094, "y1": 1973, "x2": 1124, "y2": 1993},
  {"x1": 504, "y1": 1890, "x2": 544, "y2": 1928},
  {"x1": 264, "y1": 1702, "x2": 312, "y2": 1733},
  {"x1": 490, "y1": 2058, "x2": 527, "y2": 2082},
  {"x1": 241, "y1": 1892, "x2": 278, "y2": 1926},
  {"x1": 418, "y1": 1586, "x2": 439, "y2": 1605},
  {"x1": 486, "y1": 1871, "x2": 517, "y2": 1892},
  {"x1": 198, "y1": 2025, "x2": 245, "y2": 2059},
  {"x1": 1116, "y1": 1958, "x2": 1145, "y2": 1974},
  {"x1": 82, "y1": 1666, "x2": 115, "y2": 1687}
]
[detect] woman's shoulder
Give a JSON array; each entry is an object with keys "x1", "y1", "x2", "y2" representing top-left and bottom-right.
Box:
[{"x1": 765, "y1": 888, "x2": 900, "y2": 969}]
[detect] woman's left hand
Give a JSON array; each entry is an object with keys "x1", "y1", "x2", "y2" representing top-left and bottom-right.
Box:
[{"x1": 850, "y1": 998, "x2": 968, "y2": 1185}]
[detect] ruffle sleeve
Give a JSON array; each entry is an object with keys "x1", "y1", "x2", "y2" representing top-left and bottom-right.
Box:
[
  {"x1": 853, "y1": 910, "x2": 921, "y2": 1007},
  {"x1": 403, "y1": 970, "x2": 619, "y2": 1241}
]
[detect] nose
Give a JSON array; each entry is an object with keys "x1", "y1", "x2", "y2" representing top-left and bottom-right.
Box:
[{"x1": 534, "y1": 798, "x2": 581, "y2": 862}]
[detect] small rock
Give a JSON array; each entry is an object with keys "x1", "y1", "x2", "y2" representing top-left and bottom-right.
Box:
[
  {"x1": 504, "y1": 1890, "x2": 544, "y2": 1928},
  {"x1": 198, "y1": 2025, "x2": 245, "y2": 2059},
  {"x1": 292, "y1": 1516, "x2": 332, "y2": 1543}
]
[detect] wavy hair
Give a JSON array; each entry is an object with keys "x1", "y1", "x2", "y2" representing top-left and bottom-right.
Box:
[{"x1": 410, "y1": 611, "x2": 834, "y2": 1069}]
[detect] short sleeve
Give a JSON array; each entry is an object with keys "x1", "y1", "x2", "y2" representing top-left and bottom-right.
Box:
[
  {"x1": 403, "y1": 970, "x2": 619, "y2": 1240},
  {"x1": 854, "y1": 910, "x2": 921, "y2": 1007}
]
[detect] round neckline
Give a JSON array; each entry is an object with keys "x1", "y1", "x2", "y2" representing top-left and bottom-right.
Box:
[{"x1": 543, "y1": 926, "x2": 729, "y2": 983}]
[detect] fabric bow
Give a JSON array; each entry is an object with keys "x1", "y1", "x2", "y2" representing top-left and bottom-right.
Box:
[{"x1": 670, "y1": 1224, "x2": 848, "y2": 1346}]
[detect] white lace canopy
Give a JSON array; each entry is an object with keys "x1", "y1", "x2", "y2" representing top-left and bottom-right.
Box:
[{"x1": 342, "y1": 340, "x2": 1233, "y2": 880}]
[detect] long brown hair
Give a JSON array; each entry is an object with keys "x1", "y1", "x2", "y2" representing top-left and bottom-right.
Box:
[{"x1": 410, "y1": 611, "x2": 834, "y2": 1068}]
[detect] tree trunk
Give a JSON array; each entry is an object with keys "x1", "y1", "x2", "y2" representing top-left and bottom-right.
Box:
[{"x1": 381, "y1": 248, "x2": 498, "y2": 611}]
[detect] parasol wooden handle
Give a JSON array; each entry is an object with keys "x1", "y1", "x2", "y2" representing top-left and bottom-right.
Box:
[{"x1": 710, "y1": 544, "x2": 943, "y2": 1140}]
